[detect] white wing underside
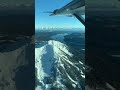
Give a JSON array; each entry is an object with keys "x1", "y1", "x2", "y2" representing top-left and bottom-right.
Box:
[{"x1": 50, "y1": 0, "x2": 85, "y2": 25}]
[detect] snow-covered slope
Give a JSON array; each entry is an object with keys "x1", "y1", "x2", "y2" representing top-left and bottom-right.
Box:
[
  {"x1": 0, "y1": 36, "x2": 34, "y2": 90},
  {"x1": 35, "y1": 40, "x2": 85, "y2": 90},
  {"x1": 0, "y1": 45, "x2": 27, "y2": 90}
]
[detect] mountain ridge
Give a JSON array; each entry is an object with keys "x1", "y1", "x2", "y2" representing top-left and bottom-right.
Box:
[{"x1": 35, "y1": 40, "x2": 84, "y2": 90}]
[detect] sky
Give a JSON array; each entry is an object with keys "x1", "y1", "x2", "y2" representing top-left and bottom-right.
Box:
[{"x1": 35, "y1": 0, "x2": 85, "y2": 29}]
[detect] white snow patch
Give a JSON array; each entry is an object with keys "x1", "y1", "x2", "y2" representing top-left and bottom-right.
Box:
[
  {"x1": 36, "y1": 86, "x2": 43, "y2": 90},
  {"x1": 66, "y1": 71, "x2": 77, "y2": 85},
  {"x1": 48, "y1": 40, "x2": 73, "y2": 57},
  {"x1": 72, "y1": 84, "x2": 76, "y2": 88},
  {"x1": 79, "y1": 61, "x2": 84, "y2": 65},
  {"x1": 81, "y1": 75, "x2": 85, "y2": 78}
]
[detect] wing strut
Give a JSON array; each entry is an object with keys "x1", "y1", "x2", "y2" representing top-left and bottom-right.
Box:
[{"x1": 73, "y1": 14, "x2": 85, "y2": 25}]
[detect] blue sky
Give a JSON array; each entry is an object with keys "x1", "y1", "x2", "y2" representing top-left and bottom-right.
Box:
[{"x1": 35, "y1": 0, "x2": 85, "y2": 29}]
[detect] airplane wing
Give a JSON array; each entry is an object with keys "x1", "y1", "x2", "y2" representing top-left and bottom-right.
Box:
[{"x1": 50, "y1": 0, "x2": 85, "y2": 25}]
